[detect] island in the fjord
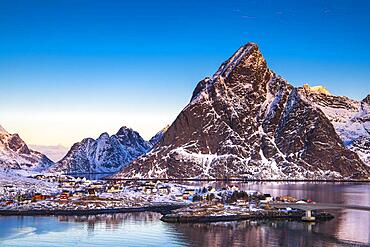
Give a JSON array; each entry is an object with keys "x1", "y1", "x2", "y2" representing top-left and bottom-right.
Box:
[{"x1": 0, "y1": 42, "x2": 369, "y2": 223}]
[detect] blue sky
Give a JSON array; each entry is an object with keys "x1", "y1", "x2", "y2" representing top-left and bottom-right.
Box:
[{"x1": 0, "y1": 0, "x2": 369, "y2": 146}]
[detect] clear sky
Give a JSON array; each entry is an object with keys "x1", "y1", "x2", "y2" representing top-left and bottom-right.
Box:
[{"x1": 0, "y1": 0, "x2": 369, "y2": 147}]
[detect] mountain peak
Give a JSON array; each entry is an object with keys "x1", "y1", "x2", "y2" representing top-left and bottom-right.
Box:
[
  {"x1": 211, "y1": 42, "x2": 261, "y2": 81},
  {"x1": 116, "y1": 126, "x2": 134, "y2": 136},
  {"x1": 243, "y1": 41, "x2": 258, "y2": 49},
  {"x1": 362, "y1": 94, "x2": 370, "y2": 104},
  {"x1": 0, "y1": 126, "x2": 53, "y2": 171},
  {"x1": 190, "y1": 41, "x2": 266, "y2": 103},
  {"x1": 98, "y1": 132, "x2": 110, "y2": 139}
]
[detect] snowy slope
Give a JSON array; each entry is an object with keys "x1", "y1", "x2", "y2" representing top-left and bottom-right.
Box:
[
  {"x1": 113, "y1": 42, "x2": 369, "y2": 180},
  {"x1": 300, "y1": 89, "x2": 370, "y2": 165},
  {"x1": 0, "y1": 125, "x2": 54, "y2": 171},
  {"x1": 0, "y1": 168, "x2": 58, "y2": 195},
  {"x1": 47, "y1": 126, "x2": 152, "y2": 174}
]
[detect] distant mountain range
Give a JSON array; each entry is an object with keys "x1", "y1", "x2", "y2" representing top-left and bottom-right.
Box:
[
  {"x1": 113, "y1": 42, "x2": 370, "y2": 180},
  {"x1": 0, "y1": 125, "x2": 53, "y2": 171},
  {"x1": 0, "y1": 124, "x2": 166, "y2": 174}
]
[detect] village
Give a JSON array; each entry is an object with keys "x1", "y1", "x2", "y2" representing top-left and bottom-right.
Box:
[
  {"x1": 0, "y1": 174, "x2": 183, "y2": 211},
  {"x1": 0, "y1": 174, "x2": 331, "y2": 222}
]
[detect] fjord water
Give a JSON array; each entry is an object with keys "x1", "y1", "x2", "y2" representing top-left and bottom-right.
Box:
[{"x1": 0, "y1": 182, "x2": 369, "y2": 247}]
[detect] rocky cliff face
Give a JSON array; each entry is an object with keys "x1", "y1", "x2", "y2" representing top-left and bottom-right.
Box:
[
  {"x1": 0, "y1": 125, "x2": 54, "y2": 171},
  {"x1": 47, "y1": 126, "x2": 152, "y2": 174},
  {"x1": 113, "y1": 43, "x2": 369, "y2": 180}
]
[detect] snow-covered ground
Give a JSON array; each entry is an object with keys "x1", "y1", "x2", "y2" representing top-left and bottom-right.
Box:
[{"x1": 0, "y1": 169, "x2": 59, "y2": 196}]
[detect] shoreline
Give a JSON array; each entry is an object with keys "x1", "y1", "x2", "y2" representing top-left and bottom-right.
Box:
[
  {"x1": 161, "y1": 211, "x2": 335, "y2": 223},
  {"x1": 0, "y1": 204, "x2": 184, "y2": 217},
  {"x1": 0, "y1": 205, "x2": 335, "y2": 225}
]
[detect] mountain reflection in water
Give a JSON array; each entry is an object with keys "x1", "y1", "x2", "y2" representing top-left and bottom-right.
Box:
[
  {"x1": 57, "y1": 212, "x2": 162, "y2": 233},
  {"x1": 51, "y1": 211, "x2": 368, "y2": 247}
]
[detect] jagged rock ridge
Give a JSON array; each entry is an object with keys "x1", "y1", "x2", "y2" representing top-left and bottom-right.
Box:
[
  {"x1": 47, "y1": 126, "x2": 153, "y2": 173},
  {"x1": 114, "y1": 42, "x2": 369, "y2": 180},
  {"x1": 0, "y1": 125, "x2": 54, "y2": 171}
]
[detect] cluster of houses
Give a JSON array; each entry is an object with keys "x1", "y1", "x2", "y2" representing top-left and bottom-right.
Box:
[
  {"x1": 0, "y1": 180, "x2": 56, "y2": 208},
  {"x1": 0, "y1": 173, "x2": 311, "y2": 213},
  {"x1": 177, "y1": 186, "x2": 274, "y2": 207},
  {"x1": 124, "y1": 181, "x2": 171, "y2": 195},
  {"x1": 0, "y1": 175, "x2": 183, "y2": 210}
]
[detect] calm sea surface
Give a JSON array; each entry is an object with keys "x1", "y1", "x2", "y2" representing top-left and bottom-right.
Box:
[{"x1": 0, "y1": 182, "x2": 369, "y2": 247}]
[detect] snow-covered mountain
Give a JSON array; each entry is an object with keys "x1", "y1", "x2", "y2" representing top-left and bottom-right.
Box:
[
  {"x1": 113, "y1": 42, "x2": 369, "y2": 180},
  {"x1": 300, "y1": 87, "x2": 370, "y2": 165},
  {"x1": 0, "y1": 125, "x2": 54, "y2": 171},
  {"x1": 47, "y1": 126, "x2": 152, "y2": 174}
]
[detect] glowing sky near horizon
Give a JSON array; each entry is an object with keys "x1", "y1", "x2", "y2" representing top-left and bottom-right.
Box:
[{"x1": 1, "y1": 0, "x2": 369, "y2": 147}]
